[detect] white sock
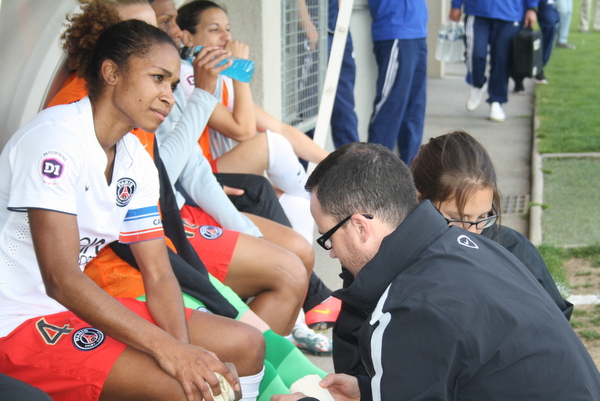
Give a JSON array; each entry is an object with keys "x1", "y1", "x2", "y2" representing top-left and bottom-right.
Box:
[
  {"x1": 265, "y1": 130, "x2": 309, "y2": 199},
  {"x1": 239, "y1": 366, "x2": 265, "y2": 401},
  {"x1": 279, "y1": 194, "x2": 313, "y2": 243}
]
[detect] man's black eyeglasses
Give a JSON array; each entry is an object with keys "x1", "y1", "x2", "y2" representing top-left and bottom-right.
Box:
[
  {"x1": 443, "y1": 206, "x2": 498, "y2": 231},
  {"x1": 316, "y1": 213, "x2": 373, "y2": 250}
]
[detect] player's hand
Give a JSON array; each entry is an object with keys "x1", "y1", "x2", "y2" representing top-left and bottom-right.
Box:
[
  {"x1": 192, "y1": 46, "x2": 232, "y2": 93},
  {"x1": 156, "y1": 340, "x2": 240, "y2": 401},
  {"x1": 271, "y1": 393, "x2": 307, "y2": 401},
  {"x1": 524, "y1": 9, "x2": 537, "y2": 28},
  {"x1": 320, "y1": 374, "x2": 360, "y2": 401},
  {"x1": 223, "y1": 185, "x2": 245, "y2": 196},
  {"x1": 225, "y1": 40, "x2": 250, "y2": 60},
  {"x1": 449, "y1": 8, "x2": 462, "y2": 22}
]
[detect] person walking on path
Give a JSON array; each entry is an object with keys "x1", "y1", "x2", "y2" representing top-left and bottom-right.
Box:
[
  {"x1": 451, "y1": 0, "x2": 538, "y2": 122},
  {"x1": 366, "y1": 0, "x2": 428, "y2": 166},
  {"x1": 514, "y1": 0, "x2": 559, "y2": 92}
]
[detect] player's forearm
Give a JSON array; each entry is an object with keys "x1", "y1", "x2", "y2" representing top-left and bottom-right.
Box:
[
  {"x1": 131, "y1": 239, "x2": 190, "y2": 343},
  {"x1": 50, "y1": 271, "x2": 177, "y2": 358},
  {"x1": 143, "y1": 271, "x2": 189, "y2": 343},
  {"x1": 230, "y1": 80, "x2": 256, "y2": 141}
]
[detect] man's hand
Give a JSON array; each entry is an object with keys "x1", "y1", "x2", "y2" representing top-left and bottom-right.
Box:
[
  {"x1": 193, "y1": 46, "x2": 232, "y2": 94},
  {"x1": 156, "y1": 340, "x2": 240, "y2": 401},
  {"x1": 305, "y1": 29, "x2": 319, "y2": 51},
  {"x1": 320, "y1": 374, "x2": 360, "y2": 401},
  {"x1": 223, "y1": 185, "x2": 244, "y2": 196},
  {"x1": 524, "y1": 9, "x2": 538, "y2": 28},
  {"x1": 449, "y1": 8, "x2": 462, "y2": 22},
  {"x1": 225, "y1": 40, "x2": 250, "y2": 60},
  {"x1": 271, "y1": 393, "x2": 307, "y2": 401}
]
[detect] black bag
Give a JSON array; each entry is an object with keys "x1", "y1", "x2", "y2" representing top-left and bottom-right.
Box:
[{"x1": 512, "y1": 28, "x2": 543, "y2": 79}]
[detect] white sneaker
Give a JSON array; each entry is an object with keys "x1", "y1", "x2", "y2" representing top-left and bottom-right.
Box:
[
  {"x1": 466, "y1": 82, "x2": 488, "y2": 111},
  {"x1": 489, "y1": 102, "x2": 505, "y2": 122},
  {"x1": 289, "y1": 323, "x2": 332, "y2": 356}
]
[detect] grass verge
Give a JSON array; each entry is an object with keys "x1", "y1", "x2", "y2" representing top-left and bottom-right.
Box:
[
  {"x1": 538, "y1": 243, "x2": 600, "y2": 282},
  {"x1": 535, "y1": 1, "x2": 600, "y2": 154},
  {"x1": 541, "y1": 157, "x2": 600, "y2": 246}
]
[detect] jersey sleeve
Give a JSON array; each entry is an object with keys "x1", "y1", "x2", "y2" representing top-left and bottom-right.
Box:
[
  {"x1": 119, "y1": 136, "x2": 164, "y2": 244},
  {"x1": 7, "y1": 122, "x2": 83, "y2": 215},
  {"x1": 180, "y1": 60, "x2": 195, "y2": 102}
]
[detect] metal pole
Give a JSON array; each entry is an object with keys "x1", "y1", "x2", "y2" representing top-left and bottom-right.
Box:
[{"x1": 307, "y1": 0, "x2": 355, "y2": 175}]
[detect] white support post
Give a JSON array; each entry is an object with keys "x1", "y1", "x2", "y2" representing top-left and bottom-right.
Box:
[{"x1": 307, "y1": 0, "x2": 355, "y2": 175}]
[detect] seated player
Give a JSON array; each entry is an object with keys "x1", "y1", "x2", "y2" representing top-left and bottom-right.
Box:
[{"x1": 0, "y1": 19, "x2": 264, "y2": 400}]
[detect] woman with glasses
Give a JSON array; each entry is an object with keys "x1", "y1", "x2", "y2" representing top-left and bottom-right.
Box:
[{"x1": 410, "y1": 130, "x2": 572, "y2": 319}]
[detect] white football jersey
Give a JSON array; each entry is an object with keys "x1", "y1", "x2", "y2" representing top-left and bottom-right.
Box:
[{"x1": 0, "y1": 97, "x2": 164, "y2": 337}]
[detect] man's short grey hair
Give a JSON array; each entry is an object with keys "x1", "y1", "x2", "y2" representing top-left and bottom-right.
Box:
[{"x1": 306, "y1": 142, "x2": 418, "y2": 228}]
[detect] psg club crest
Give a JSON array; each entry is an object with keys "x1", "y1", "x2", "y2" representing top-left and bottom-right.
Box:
[
  {"x1": 200, "y1": 225, "x2": 223, "y2": 240},
  {"x1": 72, "y1": 327, "x2": 105, "y2": 351},
  {"x1": 116, "y1": 177, "x2": 136, "y2": 207}
]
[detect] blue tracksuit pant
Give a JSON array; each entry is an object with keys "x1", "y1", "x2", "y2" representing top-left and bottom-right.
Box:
[
  {"x1": 465, "y1": 15, "x2": 521, "y2": 104},
  {"x1": 329, "y1": 31, "x2": 359, "y2": 148},
  {"x1": 539, "y1": 0, "x2": 560, "y2": 66},
  {"x1": 368, "y1": 38, "x2": 427, "y2": 166}
]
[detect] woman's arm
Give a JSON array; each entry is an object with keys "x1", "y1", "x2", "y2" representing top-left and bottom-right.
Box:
[
  {"x1": 29, "y1": 208, "x2": 232, "y2": 397},
  {"x1": 178, "y1": 147, "x2": 263, "y2": 237},
  {"x1": 206, "y1": 41, "x2": 256, "y2": 142},
  {"x1": 29, "y1": 208, "x2": 187, "y2": 348},
  {"x1": 254, "y1": 105, "x2": 328, "y2": 164},
  {"x1": 130, "y1": 238, "x2": 189, "y2": 341}
]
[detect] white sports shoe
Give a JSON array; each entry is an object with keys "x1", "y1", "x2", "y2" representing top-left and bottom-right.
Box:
[
  {"x1": 466, "y1": 81, "x2": 488, "y2": 111},
  {"x1": 290, "y1": 323, "x2": 332, "y2": 356},
  {"x1": 489, "y1": 102, "x2": 505, "y2": 122}
]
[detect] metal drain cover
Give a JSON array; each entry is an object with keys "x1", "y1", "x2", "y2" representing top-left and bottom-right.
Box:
[{"x1": 501, "y1": 194, "x2": 530, "y2": 215}]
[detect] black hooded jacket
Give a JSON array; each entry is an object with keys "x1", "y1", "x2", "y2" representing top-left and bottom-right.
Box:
[{"x1": 331, "y1": 201, "x2": 599, "y2": 401}]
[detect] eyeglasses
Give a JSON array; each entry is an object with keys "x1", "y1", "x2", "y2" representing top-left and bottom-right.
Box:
[
  {"x1": 316, "y1": 213, "x2": 373, "y2": 250},
  {"x1": 443, "y1": 206, "x2": 498, "y2": 231}
]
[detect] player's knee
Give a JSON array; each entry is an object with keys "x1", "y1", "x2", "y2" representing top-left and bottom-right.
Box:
[
  {"x1": 285, "y1": 230, "x2": 315, "y2": 273},
  {"x1": 255, "y1": 132, "x2": 269, "y2": 153},
  {"x1": 295, "y1": 238, "x2": 315, "y2": 274},
  {"x1": 234, "y1": 324, "x2": 265, "y2": 375},
  {"x1": 280, "y1": 254, "x2": 309, "y2": 297}
]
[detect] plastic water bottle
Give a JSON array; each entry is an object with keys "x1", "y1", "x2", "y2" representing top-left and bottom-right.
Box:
[
  {"x1": 434, "y1": 24, "x2": 448, "y2": 61},
  {"x1": 449, "y1": 22, "x2": 466, "y2": 63},
  {"x1": 180, "y1": 46, "x2": 255, "y2": 83},
  {"x1": 442, "y1": 22, "x2": 466, "y2": 63},
  {"x1": 444, "y1": 26, "x2": 456, "y2": 62}
]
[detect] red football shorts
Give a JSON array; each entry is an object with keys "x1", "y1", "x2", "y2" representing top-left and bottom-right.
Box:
[
  {"x1": 180, "y1": 205, "x2": 240, "y2": 282},
  {"x1": 0, "y1": 298, "x2": 192, "y2": 401}
]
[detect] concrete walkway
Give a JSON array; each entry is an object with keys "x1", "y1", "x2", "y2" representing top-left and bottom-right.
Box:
[{"x1": 306, "y1": 62, "x2": 536, "y2": 373}]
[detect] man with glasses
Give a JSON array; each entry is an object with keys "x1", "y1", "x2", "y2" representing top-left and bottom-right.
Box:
[{"x1": 274, "y1": 142, "x2": 600, "y2": 401}]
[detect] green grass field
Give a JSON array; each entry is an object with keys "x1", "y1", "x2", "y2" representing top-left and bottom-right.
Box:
[
  {"x1": 536, "y1": 1, "x2": 600, "y2": 154},
  {"x1": 542, "y1": 157, "x2": 600, "y2": 246},
  {"x1": 535, "y1": 1, "x2": 600, "y2": 286}
]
